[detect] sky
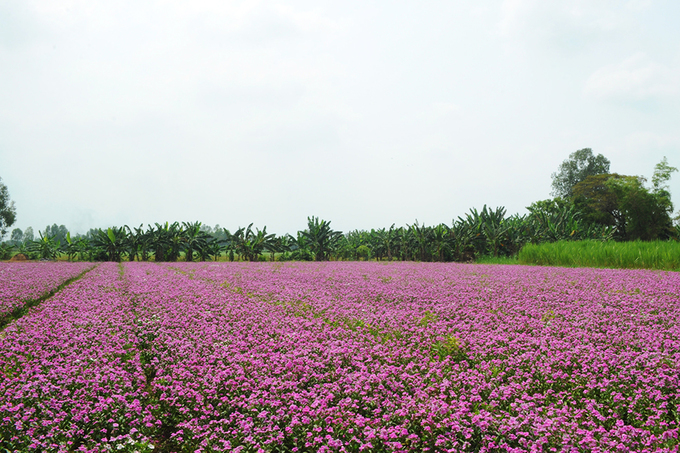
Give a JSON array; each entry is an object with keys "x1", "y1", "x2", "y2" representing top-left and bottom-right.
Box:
[{"x1": 1, "y1": 0, "x2": 679, "y2": 236}]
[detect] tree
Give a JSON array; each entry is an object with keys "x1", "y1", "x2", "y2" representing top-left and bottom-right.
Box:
[
  {"x1": 28, "y1": 232, "x2": 60, "y2": 260},
  {"x1": 10, "y1": 228, "x2": 23, "y2": 245},
  {"x1": 605, "y1": 176, "x2": 668, "y2": 241},
  {"x1": 551, "y1": 148, "x2": 610, "y2": 198},
  {"x1": 23, "y1": 226, "x2": 34, "y2": 243},
  {"x1": 651, "y1": 156, "x2": 678, "y2": 218},
  {"x1": 0, "y1": 177, "x2": 17, "y2": 239},
  {"x1": 302, "y1": 217, "x2": 342, "y2": 261},
  {"x1": 182, "y1": 221, "x2": 212, "y2": 262},
  {"x1": 572, "y1": 161, "x2": 676, "y2": 241},
  {"x1": 91, "y1": 227, "x2": 128, "y2": 261},
  {"x1": 571, "y1": 174, "x2": 625, "y2": 228},
  {"x1": 44, "y1": 224, "x2": 69, "y2": 247}
]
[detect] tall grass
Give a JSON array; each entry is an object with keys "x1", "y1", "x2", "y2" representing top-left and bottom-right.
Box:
[{"x1": 518, "y1": 240, "x2": 680, "y2": 271}]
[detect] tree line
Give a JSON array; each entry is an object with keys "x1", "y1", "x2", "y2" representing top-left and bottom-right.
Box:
[{"x1": 0, "y1": 151, "x2": 678, "y2": 262}]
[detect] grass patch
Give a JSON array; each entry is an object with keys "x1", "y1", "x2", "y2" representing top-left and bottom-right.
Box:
[
  {"x1": 518, "y1": 240, "x2": 680, "y2": 271},
  {"x1": 475, "y1": 255, "x2": 519, "y2": 265}
]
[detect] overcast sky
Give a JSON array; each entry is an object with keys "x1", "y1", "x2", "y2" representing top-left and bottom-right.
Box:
[{"x1": 2, "y1": 0, "x2": 679, "y2": 236}]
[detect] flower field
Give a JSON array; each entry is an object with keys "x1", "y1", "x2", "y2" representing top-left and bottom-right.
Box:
[
  {"x1": 0, "y1": 262, "x2": 92, "y2": 322},
  {"x1": 1, "y1": 262, "x2": 679, "y2": 452}
]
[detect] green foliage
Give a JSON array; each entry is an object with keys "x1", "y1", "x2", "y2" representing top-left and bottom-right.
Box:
[
  {"x1": 0, "y1": 242, "x2": 13, "y2": 260},
  {"x1": 231, "y1": 223, "x2": 275, "y2": 262},
  {"x1": 302, "y1": 216, "x2": 342, "y2": 261},
  {"x1": 518, "y1": 240, "x2": 680, "y2": 271},
  {"x1": 182, "y1": 221, "x2": 214, "y2": 262},
  {"x1": 0, "y1": 176, "x2": 16, "y2": 239},
  {"x1": 28, "y1": 232, "x2": 61, "y2": 260},
  {"x1": 571, "y1": 163, "x2": 677, "y2": 241},
  {"x1": 90, "y1": 227, "x2": 128, "y2": 262},
  {"x1": 9, "y1": 228, "x2": 23, "y2": 245},
  {"x1": 431, "y1": 335, "x2": 469, "y2": 362},
  {"x1": 43, "y1": 224, "x2": 69, "y2": 247},
  {"x1": 474, "y1": 255, "x2": 519, "y2": 265},
  {"x1": 551, "y1": 148, "x2": 611, "y2": 198},
  {"x1": 356, "y1": 244, "x2": 370, "y2": 260}
]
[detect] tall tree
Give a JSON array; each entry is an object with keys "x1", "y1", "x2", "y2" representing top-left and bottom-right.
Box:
[
  {"x1": 0, "y1": 177, "x2": 17, "y2": 239},
  {"x1": 551, "y1": 148, "x2": 611, "y2": 198},
  {"x1": 23, "y1": 226, "x2": 34, "y2": 243},
  {"x1": 572, "y1": 163, "x2": 676, "y2": 241},
  {"x1": 44, "y1": 224, "x2": 69, "y2": 247},
  {"x1": 9, "y1": 228, "x2": 23, "y2": 245}
]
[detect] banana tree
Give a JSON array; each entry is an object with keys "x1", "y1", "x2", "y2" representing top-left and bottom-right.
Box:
[
  {"x1": 126, "y1": 225, "x2": 151, "y2": 262},
  {"x1": 408, "y1": 221, "x2": 430, "y2": 262},
  {"x1": 302, "y1": 217, "x2": 342, "y2": 261},
  {"x1": 28, "y1": 232, "x2": 60, "y2": 260},
  {"x1": 431, "y1": 224, "x2": 450, "y2": 262},
  {"x1": 62, "y1": 232, "x2": 78, "y2": 261},
  {"x1": 221, "y1": 229, "x2": 237, "y2": 261},
  {"x1": 166, "y1": 222, "x2": 184, "y2": 262},
  {"x1": 288, "y1": 232, "x2": 313, "y2": 261},
  {"x1": 182, "y1": 221, "x2": 211, "y2": 262},
  {"x1": 232, "y1": 224, "x2": 275, "y2": 261},
  {"x1": 0, "y1": 242, "x2": 13, "y2": 260},
  {"x1": 91, "y1": 227, "x2": 128, "y2": 261},
  {"x1": 198, "y1": 238, "x2": 222, "y2": 262},
  {"x1": 149, "y1": 222, "x2": 172, "y2": 261}
]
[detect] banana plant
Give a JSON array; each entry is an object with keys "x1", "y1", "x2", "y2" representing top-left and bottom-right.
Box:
[
  {"x1": 182, "y1": 221, "x2": 211, "y2": 262},
  {"x1": 230, "y1": 224, "x2": 275, "y2": 261},
  {"x1": 62, "y1": 232, "x2": 78, "y2": 261},
  {"x1": 431, "y1": 224, "x2": 450, "y2": 261},
  {"x1": 0, "y1": 242, "x2": 13, "y2": 260},
  {"x1": 302, "y1": 217, "x2": 342, "y2": 261},
  {"x1": 288, "y1": 232, "x2": 313, "y2": 261},
  {"x1": 199, "y1": 238, "x2": 222, "y2": 262},
  {"x1": 408, "y1": 221, "x2": 430, "y2": 262},
  {"x1": 28, "y1": 232, "x2": 60, "y2": 260},
  {"x1": 150, "y1": 222, "x2": 172, "y2": 261},
  {"x1": 91, "y1": 227, "x2": 128, "y2": 261}
]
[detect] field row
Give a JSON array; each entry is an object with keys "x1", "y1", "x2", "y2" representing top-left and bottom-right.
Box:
[
  {"x1": 0, "y1": 262, "x2": 92, "y2": 324},
  {"x1": 1, "y1": 262, "x2": 679, "y2": 452}
]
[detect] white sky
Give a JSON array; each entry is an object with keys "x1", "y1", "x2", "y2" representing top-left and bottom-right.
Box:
[{"x1": 2, "y1": 0, "x2": 679, "y2": 235}]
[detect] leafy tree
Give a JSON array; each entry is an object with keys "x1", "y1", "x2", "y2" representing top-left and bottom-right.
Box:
[
  {"x1": 606, "y1": 176, "x2": 673, "y2": 241},
  {"x1": 571, "y1": 174, "x2": 625, "y2": 228},
  {"x1": 572, "y1": 160, "x2": 677, "y2": 241},
  {"x1": 23, "y1": 226, "x2": 34, "y2": 243},
  {"x1": 527, "y1": 198, "x2": 570, "y2": 218},
  {"x1": 551, "y1": 148, "x2": 610, "y2": 198},
  {"x1": 44, "y1": 224, "x2": 69, "y2": 247},
  {"x1": 9, "y1": 228, "x2": 23, "y2": 245},
  {"x1": 651, "y1": 156, "x2": 678, "y2": 220},
  {"x1": 0, "y1": 177, "x2": 17, "y2": 239}
]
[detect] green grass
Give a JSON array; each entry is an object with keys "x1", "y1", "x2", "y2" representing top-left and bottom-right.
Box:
[
  {"x1": 474, "y1": 255, "x2": 519, "y2": 265},
  {"x1": 518, "y1": 240, "x2": 680, "y2": 271}
]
